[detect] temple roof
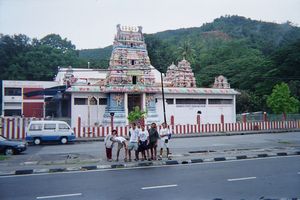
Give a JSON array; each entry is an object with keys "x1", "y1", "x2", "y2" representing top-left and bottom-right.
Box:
[{"x1": 67, "y1": 85, "x2": 239, "y2": 95}]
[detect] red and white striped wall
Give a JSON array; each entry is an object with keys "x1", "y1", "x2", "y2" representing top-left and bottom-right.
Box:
[
  {"x1": 1, "y1": 117, "x2": 300, "y2": 139},
  {"x1": 0, "y1": 117, "x2": 42, "y2": 139}
]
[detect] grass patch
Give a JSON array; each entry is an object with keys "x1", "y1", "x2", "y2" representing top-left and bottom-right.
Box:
[
  {"x1": 0, "y1": 155, "x2": 9, "y2": 161},
  {"x1": 278, "y1": 141, "x2": 292, "y2": 144}
]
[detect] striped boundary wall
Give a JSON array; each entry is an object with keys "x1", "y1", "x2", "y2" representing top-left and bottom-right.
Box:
[
  {"x1": 1, "y1": 117, "x2": 300, "y2": 139},
  {"x1": 0, "y1": 118, "x2": 42, "y2": 140}
]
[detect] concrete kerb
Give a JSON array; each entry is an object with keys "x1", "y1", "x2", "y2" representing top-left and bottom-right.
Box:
[{"x1": 3, "y1": 152, "x2": 300, "y2": 176}]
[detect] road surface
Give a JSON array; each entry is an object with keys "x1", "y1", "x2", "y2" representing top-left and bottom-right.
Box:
[{"x1": 0, "y1": 155, "x2": 299, "y2": 199}]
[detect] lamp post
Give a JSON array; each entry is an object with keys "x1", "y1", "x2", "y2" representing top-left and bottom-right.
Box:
[
  {"x1": 160, "y1": 71, "x2": 167, "y2": 125},
  {"x1": 110, "y1": 112, "x2": 115, "y2": 130}
]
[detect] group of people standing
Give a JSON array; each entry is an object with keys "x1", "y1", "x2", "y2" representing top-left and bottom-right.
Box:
[{"x1": 104, "y1": 122, "x2": 172, "y2": 162}]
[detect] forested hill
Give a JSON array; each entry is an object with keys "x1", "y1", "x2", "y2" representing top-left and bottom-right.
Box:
[
  {"x1": 79, "y1": 16, "x2": 300, "y2": 113},
  {"x1": 1, "y1": 15, "x2": 300, "y2": 113}
]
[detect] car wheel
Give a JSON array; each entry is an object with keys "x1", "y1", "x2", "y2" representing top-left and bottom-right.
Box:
[
  {"x1": 5, "y1": 148, "x2": 14, "y2": 156},
  {"x1": 60, "y1": 137, "x2": 68, "y2": 144},
  {"x1": 34, "y1": 138, "x2": 41, "y2": 145}
]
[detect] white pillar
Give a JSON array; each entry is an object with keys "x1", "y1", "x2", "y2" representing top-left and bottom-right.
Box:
[{"x1": 124, "y1": 93, "x2": 128, "y2": 125}]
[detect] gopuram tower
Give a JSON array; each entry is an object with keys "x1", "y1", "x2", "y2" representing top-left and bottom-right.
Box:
[{"x1": 102, "y1": 25, "x2": 158, "y2": 125}]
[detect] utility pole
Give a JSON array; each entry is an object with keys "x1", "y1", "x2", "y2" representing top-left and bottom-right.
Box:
[{"x1": 160, "y1": 72, "x2": 167, "y2": 125}]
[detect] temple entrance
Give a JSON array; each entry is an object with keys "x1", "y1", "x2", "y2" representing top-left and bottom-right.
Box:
[{"x1": 128, "y1": 94, "x2": 142, "y2": 113}]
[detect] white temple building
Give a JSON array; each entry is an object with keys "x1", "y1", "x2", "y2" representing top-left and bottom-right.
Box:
[{"x1": 60, "y1": 25, "x2": 239, "y2": 127}]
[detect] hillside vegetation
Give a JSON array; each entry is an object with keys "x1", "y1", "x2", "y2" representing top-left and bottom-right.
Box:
[{"x1": 1, "y1": 15, "x2": 300, "y2": 113}]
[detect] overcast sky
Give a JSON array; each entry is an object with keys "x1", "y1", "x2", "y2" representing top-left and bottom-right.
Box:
[{"x1": 1, "y1": 0, "x2": 300, "y2": 49}]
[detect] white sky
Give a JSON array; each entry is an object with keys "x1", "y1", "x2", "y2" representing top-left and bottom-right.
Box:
[{"x1": 1, "y1": 0, "x2": 300, "y2": 49}]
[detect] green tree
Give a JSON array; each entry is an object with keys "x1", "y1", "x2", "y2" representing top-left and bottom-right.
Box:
[
  {"x1": 39, "y1": 34, "x2": 76, "y2": 51},
  {"x1": 176, "y1": 40, "x2": 196, "y2": 62},
  {"x1": 267, "y1": 83, "x2": 299, "y2": 115},
  {"x1": 127, "y1": 106, "x2": 147, "y2": 124},
  {"x1": 236, "y1": 90, "x2": 262, "y2": 113}
]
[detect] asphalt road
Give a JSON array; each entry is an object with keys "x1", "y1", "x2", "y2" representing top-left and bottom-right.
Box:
[{"x1": 0, "y1": 156, "x2": 299, "y2": 200}]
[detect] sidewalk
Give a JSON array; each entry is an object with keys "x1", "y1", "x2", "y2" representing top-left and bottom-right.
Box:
[
  {"x1": 75, "y1": 128, "x2": 300, "y2": 142},
  {"x1": 0, "y1": 130, "x2": 300, "y2": 176}
]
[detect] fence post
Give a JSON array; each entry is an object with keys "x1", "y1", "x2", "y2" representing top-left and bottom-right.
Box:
[
  {"x1": 170, "y1": 115, "x2": 174, "y2": 126},
  {"x1": 242, "y1": 114, "x2": 247, "y2": 123},
  {"x1": 77, "y1": 116, "x2": 81, "y2": 138}
]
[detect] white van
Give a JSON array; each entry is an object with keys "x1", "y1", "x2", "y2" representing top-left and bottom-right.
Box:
[{"x1": 26, "y1": 121, "x2": 76, "y2": 145}]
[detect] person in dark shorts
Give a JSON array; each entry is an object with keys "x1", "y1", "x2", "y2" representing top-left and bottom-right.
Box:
[
  {"x1": 138, "y1": 125, "x2": 149, "y2": 161},
  {"x1": 148, "y1": 123, "x2": 159, "y2": 160}
]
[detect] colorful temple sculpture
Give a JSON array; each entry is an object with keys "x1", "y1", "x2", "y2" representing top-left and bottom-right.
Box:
[
  {"x1": 213, "y1": 75, "x2": 231, "y2": 89},
  {"x1": 0, "y1": 25, "x2": 239, "y2": 128},
  {"x1": 164, "y1": 59, "x2": 196, "y2": 87},
  {"x1": 102, "y1": 24, "x2": 158, "y2": 125}
]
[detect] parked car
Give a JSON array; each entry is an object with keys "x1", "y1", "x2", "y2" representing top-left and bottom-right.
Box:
[
  {"x1": 0, "y1": 135, "x2": 27, "y2": 155},
  {"x1": 26, "y1": 121, "x2": 76, "y2": 145}
]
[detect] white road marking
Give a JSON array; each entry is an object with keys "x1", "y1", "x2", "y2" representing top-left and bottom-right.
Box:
[
  {"x1": 141, "y1": 184, "x2": 178, "y2": 190},
  {"x1": 36, "y1": 193, "x2": 82, "y2": 199},
  {"x1": 228, "y1": 177, "x2": 257, "y2": 182},
  {"x1": 298, "y1": 172, "x2": 300, "y2": 175},
  {"x1": 0, "y1": 155, "x2": 299, "y2": 178}
]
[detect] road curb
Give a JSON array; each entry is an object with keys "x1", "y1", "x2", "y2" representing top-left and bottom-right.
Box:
[
  {"x1": 236, "y1": 155, "x2": 247, "y2": 159},
  {"x1": 257, "y1": 154, "x2": 268, "y2": 158},
  {"x1": 15, "y1": 169, "x2": 33, "y2": 175},
  {"x1": 214, "y1": 157, "x2": 226, "y2": 161},
  {"x1": 49, "y1": 168, "x2": 66, "y2": 173},
  {"x1": 191, "y1": 159, "x2": 203, "y2": 163},
  {"x1": 81, "y1": 165, "x2": 97, "y2": 170},
  {"x1": 165, "y1": 160, "x2": 179, "y2": 165},
  {"x1": 3, "y1": 151, "x2": 300, "y2": 176}
]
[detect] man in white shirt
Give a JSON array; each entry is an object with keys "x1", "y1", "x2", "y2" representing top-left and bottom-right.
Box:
[
  {"x1": 138, "y1": 125, "x2": 149, "y2": 161},
  {"x1": 159, "y1": 123, "x2": 171, "y2": 160},
  {"x1": 128, "y1": 123, "x2": 139, "y2": 161}
]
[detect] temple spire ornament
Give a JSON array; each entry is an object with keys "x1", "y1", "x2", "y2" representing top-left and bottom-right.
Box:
[
  {"x1": 213, "y1": 75, "x2": 230, "y2": 89},
  {"x1": 106, "y1": 24, "x2": 154, "y2": 86},
  {"x1": 164, "y1": 58, "x2": 196, "y2": 88}
]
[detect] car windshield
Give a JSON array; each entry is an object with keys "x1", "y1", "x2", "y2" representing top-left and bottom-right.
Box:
[{"x1": 0, "y1": 136, "x2": 7, "y2": 141}]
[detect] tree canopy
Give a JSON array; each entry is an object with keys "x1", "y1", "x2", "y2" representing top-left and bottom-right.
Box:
[{"x1": 267, "y1": 83, "x2": 299, "y2": 114}]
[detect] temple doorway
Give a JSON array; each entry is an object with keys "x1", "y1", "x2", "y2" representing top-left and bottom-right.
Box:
[{"x1": 128, "y1": 94, "x2": 142, "y2": 113}]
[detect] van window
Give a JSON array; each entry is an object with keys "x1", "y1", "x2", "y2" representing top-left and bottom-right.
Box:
[
  {"x1": 29, "y1": 124, "x2": 43, "y2": 131},
  {"x1": 59, "y1": 124, "x2": 70, "y2": 130},
  {"x1": 44, "y1": 124, "x2": 56, "y2": 130}
]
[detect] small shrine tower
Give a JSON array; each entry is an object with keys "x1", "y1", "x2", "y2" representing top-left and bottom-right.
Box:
[
  {"x1": 213, "y1": 75, "x2": 230, "y2": 89},
  {"x1": 164, "y1": 58, "x2": 196, "y2": 87}
]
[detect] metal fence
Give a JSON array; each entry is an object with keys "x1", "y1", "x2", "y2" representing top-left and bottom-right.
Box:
[{"x1": 237, "y1": 113, "x2": 300, "y2": 122}]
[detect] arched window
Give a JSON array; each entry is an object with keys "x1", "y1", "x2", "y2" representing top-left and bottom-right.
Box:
[{"x1": 89, "y1": 97, "x2": 97, "y2": 105}]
